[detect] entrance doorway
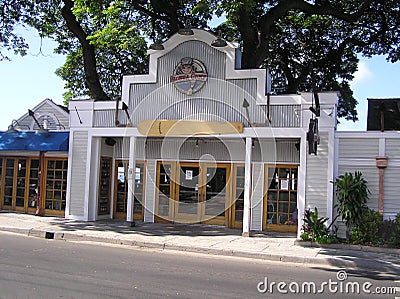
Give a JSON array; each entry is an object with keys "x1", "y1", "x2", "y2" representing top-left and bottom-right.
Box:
[
  {"x1": 263, "y1": 165, "x2": 298, "y2": 232},
  {"x1": 113, "y1": 160, "x2": 145, "y2": 220},
  {"x1": 155, "y1": 162, "x2": 233, "y2": 226}
]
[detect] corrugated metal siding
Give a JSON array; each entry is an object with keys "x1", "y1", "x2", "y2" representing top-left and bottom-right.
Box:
[
  {"x1": 269, "y1": 105, "x2": 301, "y2": 127},
  {"x1": 253, "y1": 139, "x2": 300, "y2": 163},
  {"x1": 137, "y1": 138, "x2": 245, "y2": 162},
  {"x1": 144, "y1": 160, "x2": 156, "y2": 222},
  {"x1": 114, "y1": 137, "x2": 299, "y2": 164},
  {"x1": 337, "y1": 166, "x2": 379, "y2": 211},
  {"x1": 383, "y1": 167, "x2": 400, "y2": 218},
  {"x1": 17, "y1": 101, "x2": 69, "y2": 130},
  {"x1": 339, "y1": 138, "x2": 379, "y2": 158},
  {"x1": 159, "y1": 40, "x2": 226, "y2": 81},
  {"x1": 385, "y1": 139, "x2": 400, "y2": 158},
  {"x1": 251, "y1": 163, "x2": 264, "y2": 231},
  {"x1": 93, "y1": 40, "x2": 301, "y2": 129},
  {"x1": 305, "y1": 132, "x2": 328, "y2": 216},
  {"x1": 69, "y1": 131, "x2": 88, "y2": 217},
  {"x1": 94, "y1": 110, "x2": 116, "y2": 127}
]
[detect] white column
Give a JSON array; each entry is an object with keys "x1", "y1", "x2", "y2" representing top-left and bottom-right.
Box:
[
  {"x1": 297, "y1": 135, "x2": 307, "y2": 238},
  {"x1": 326, "y1": 130, "x2": 335, "y2": 228},
  {"x1": 243, "y1": 137, "x2": 252, "y2": 237},
  {"x1": 126, "y1": 137, "x2": 136, "y2": 225}
]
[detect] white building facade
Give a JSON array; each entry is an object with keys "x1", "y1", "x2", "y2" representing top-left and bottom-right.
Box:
[{"x1": 66, "y1": 29, "x2": 338, "y2": 236}]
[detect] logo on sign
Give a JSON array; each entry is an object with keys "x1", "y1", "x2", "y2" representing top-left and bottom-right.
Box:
[{"x1": 171, "y1": 57, "x2": 207, "y2": 95}]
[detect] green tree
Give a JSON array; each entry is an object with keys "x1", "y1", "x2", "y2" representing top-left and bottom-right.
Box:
[
  {"x1": 332, "y1": 171, "x2": 370, "y2": 241},
  {"x1": 1, "y1": 0, "x2": 399, "y2": 118}
]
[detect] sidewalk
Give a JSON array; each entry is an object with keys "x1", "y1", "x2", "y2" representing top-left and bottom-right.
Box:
[{"x1": 1, "y1": 211, "x2": 399, "y2": 277}]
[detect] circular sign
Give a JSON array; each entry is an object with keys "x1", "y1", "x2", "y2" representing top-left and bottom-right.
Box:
[{"x1": 170, "y1": 57, "x2": 208, "y2": 95}]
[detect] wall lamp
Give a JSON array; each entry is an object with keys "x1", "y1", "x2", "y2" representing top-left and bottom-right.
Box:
[
  {"x1": 28, "y1": 109, "x2": 48, "y2": 132},
  {"x1": 149, "y1": 41, "x2": 164, "y2": 50},
  {"x1": 211, "y1": 30, "x2": 227, "y2": 47},
  {"x1": 178, "y1": 20, "x2": 194, "y2": 35},
  {"x1": 122, "y1": 102, "x2": 132, "y2": 126}
]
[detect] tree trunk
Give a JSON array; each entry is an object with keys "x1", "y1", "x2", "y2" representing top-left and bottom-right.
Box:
[{"x1": 61, "y1": 0, "x2": 110, "y2": 101}]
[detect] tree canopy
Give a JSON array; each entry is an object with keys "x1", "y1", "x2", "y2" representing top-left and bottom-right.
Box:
[{"x1": 2, "y1": 0, "x2": 400, "y2": 121}]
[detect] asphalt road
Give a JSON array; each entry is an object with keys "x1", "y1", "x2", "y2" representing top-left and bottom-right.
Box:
[{"x1": 0, "y1": 232, "x2": 398, "y2": 299}]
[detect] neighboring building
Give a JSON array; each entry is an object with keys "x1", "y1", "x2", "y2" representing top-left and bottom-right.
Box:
[
  {"x1": 0, "y1": 99, "x2": 69, "y2": 216},
  {"x1": 335, "y1": 98, "x2": 400, "y2": 228},
  {"x1": 66, "y1": 29, "x2": 338, "y2": 236}
]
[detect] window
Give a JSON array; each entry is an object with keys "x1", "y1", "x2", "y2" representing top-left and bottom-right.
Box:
[
  {"x1": 45, "y1": 159, "x2": 68, "y2": 212},
  {"x1": 157, "y1": 163, "x2": 172, "y2": 218},
  {"x1": 133, "y1": 162, "x2": 145, "y2": 219},
  {"x1": 28, "y1": 159, "x2": 40, "y2": 209},
  {"x1": 234, "y1": 166, "x2": 245, "y2": 222},
  {"x1": 265, "y1": 165, "x2": 298, "y2": 230},
  {"x1": 98, "y1": 157, "x2": 112, "y2": 215}
]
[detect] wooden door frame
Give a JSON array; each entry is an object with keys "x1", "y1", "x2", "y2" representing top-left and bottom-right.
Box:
[
  {"x1": 113, "y1": 159, "x2": 146, "y2": 220},
  {"x1": 230, "y1": 164, "x2": 245, "y2": 229},
  {"x1": 173, "y1": 162, "x2": 201, "y2": 223},
  {"x1": 0, "y1": 158, "x2": 3, "y2": 210},
  {"x1": 43, "y1": 157, "x2": 67, "y2": 217},
  {"x1": 154, "y1": 161, "x2": 176, "y2": 223},
  {"x1": 1, "y1": 157, "x2": 28, "y2": 212},
  {"x1": 155, "y1": 161, "x2": 233, "y2": 226},
  {"x1": 200, "y1": 162, "x2": 232, "y2": 227},
  {"x1": 263, "y1": 164, "x2": 299, "y2": 232},
  {"x1": 133, "y1": 161, "x2": 146, "y2": 221}
]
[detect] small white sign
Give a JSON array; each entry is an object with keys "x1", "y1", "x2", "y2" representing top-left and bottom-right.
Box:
[
  {"x1": 186, "y1": 170, "x2": 193, "y2": 180},
  {"x1": 281, "y1": 179, "x2": 289, "y2": 190}
]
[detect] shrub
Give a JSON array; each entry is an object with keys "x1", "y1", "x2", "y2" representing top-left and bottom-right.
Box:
[
  {"x1": 332, "y1": 171, "x2": 370, "y2": 241},
  {"x1": 379, "y1": 218, "x2": 399, "y2": 247},
  {"x1": 351, "y1": 209, "x2": 382, "y2": 245},
  {"x1": 352, "y1": 209, "x2": 400, "y2": 247},
  {"x1": 301, "y1": 207, "x2": 336, "y2": 243}
]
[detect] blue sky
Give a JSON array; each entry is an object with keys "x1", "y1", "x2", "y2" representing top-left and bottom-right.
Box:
[{"x1": 0, "y1": 27, "x2": 399, "y2": 131}]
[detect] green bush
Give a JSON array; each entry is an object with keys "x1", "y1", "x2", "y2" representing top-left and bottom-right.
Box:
[
  {"x1": 397, "y1": 213, "x2": 400, "y2": 232},
  {"x1": 351, "y1": 209, "x2": 382, "y2": 245},
  {"x1": 352, "y1": 210, "x2": 400, "y2": 247},
  {"x1": 379, "y1": 218, "x2": 399, "y2": 247},
  {"x1": 301, "y1": 207, "x2": 336, "y2": 244},
  {"x1": 332, "y1": 171, "x2": 369, "y2": 241}
]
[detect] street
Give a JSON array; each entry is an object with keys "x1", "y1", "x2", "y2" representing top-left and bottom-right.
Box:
[{"x1": 0, "y1": 232, "x2": 398, "y2": 299}]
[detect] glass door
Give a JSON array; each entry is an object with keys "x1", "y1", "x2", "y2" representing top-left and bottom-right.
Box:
[
  {"x1": 155, "y1": 163, "x2": 174, "y2": 222},
  {"x1": 3, "y1": 158, "x2": 15, "y2": 209},
  {"x1": 263, "y1": 165, "x2": 298, "y2": 232},
  {"x1": 231, "y1": 165, "x2": 245, "y2": 229},
  {"x1": 2, "y1": 158, "x2": 27, "y2": 211},
  {"x1": 201, "y1": 164, "x2": 230, "y2": 226},
  {"x1": 98, "y1": 157, "x2": 112, "y2": 215},
  {"x1": 114, "y1": 160, "x2": 128, "y2": 219},
  {"x1": 44, "y1": 159, "x2": 68, "y2": 216},
  {"x1": 174, "y1": 163, "x2": 201, "y2": 223},
  {"x1": 113, "y1": 160, "x2": 145, "y2": 220}
]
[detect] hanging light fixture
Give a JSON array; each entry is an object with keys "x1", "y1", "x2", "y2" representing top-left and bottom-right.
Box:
[{"x1": 211, "y1": 30, "x2": 227, "y2": 47}]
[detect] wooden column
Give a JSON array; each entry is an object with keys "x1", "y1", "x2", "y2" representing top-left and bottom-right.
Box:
[
  {"x1": 35, "y1": 151, "x2": 46, "y2": 216},
  {"x1": 375, "y1": 156, "x2": 388, "y2": 215}
]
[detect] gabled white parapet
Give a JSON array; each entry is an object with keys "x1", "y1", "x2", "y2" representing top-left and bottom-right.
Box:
[{"x1": 121, "y1": 29, "x2": 267, "y2": 105}]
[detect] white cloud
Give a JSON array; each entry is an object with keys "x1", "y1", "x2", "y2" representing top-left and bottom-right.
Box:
[{"x1": 351, "y1": 61, "x2": 373, "y2": 85}]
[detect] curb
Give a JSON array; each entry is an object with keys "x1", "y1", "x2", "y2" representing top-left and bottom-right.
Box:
[
  {"x1": 295, "y1": 240, "x2": 400, "y2": 255},
  {"x1": 0, "y1": 226, "x2": 381, "y2": 270}
]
